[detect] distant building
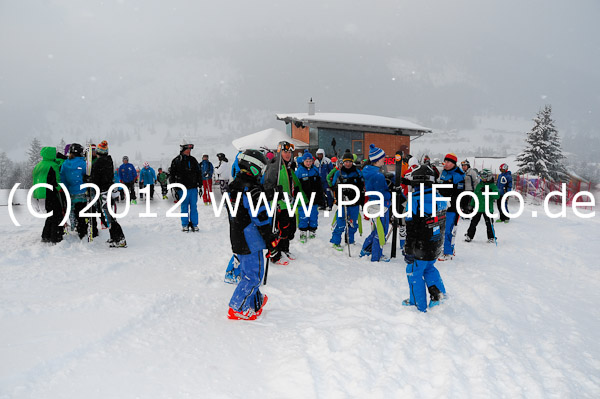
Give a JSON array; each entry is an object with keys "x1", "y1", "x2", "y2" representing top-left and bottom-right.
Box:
[{"x1": 277, "y1": 99, "x2": 432, "y2": 164}]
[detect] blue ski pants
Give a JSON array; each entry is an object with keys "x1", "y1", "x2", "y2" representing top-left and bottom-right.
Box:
[
  {"x1": 330, "y1": 205, "x2": 359, "y2": 245},
  {"x1": 178, "y1": 188, "x2": 198, "y2": 227},
  {"x1": 229, "y1": 251, "x2": 265, "y2": 312},
  {"x1": 406, "y1": 259, "x2": 446, "y2": 312},
  {"x1": 299, "y1": 204, "x2": 319, "y2": 231},
  {"x1": 362, "y1": 209, "x2": 389, "y2": 262},
  {"x1": 444, "y1": 211, "x2": 459, "y2": 255}
]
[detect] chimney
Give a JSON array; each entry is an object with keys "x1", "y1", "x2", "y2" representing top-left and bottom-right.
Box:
[{"x1": 308, "y1": 98, "x2": 315, "y2": 116}]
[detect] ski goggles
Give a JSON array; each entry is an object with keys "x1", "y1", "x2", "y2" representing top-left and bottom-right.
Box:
[
  {"x1": 181, "y1": 144, "x2": 194, "y2": 150},
  {"x1": 278, "y1": 141, "x2": 295, "y2": 153}
]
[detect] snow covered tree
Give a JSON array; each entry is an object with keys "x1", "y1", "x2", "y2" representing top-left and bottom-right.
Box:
[
  {"x1": 0, "y1": 151, "x2": 14, "y2": 188},
  {"x1": 27, "y1": 137, "x2": 42, "y2": 165},
  {"x1": 516, "y1": 105, "x2": 568, "y2": 182}
]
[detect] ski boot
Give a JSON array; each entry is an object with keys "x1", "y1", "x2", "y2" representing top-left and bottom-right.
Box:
[
  {"x1": 191, "y1": 226, "x2": 199, "y2": 232},
  {"x1": 402, "y1": 299, "x2": 414, "y2": 307},
  {"x1": 299, "y1": 231, "x2": 307, "y2": 243},
  {"x1": 130, "y1": 199, "x2": 137, "y2": 205},
  {"x1": 464, "y1": 234, "x2": 472, "y2": 242},
  {"x1": 359, "y1": 249, "x2": 371, "y2": 258},
  {"x1": 487, "y1": 238, "x2": 495, "y2": 244},
  {"x1": 283, "y1": 251, "x2": 296, "y2": 260},
  {"x1": 332, "y1": 244, "x2": 344, "y2": 252},
  {"x1": 182, "y1": 225, "x2": 190, "y2": 232},
  {"x1": 110, "y1": 238, "x2": 127, "y2": 248},
  {"x1": 377, "y1": 255, "x2": 391, "y2": 263},
  {"x1": 308, "y1": 231, "x2": 316, "y2": 240},
  {"x1": 438, "y1": 254, "x2": 453, "y2": 261}
]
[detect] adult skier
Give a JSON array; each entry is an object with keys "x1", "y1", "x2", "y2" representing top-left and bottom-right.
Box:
[
  {"x1": 90, "y1": 140, "x2": 127, "y2": 247},
  {"x1": 201, "y1": 154, "x2": 214, "y2": 205},
  {"x1": 315, "y1": 148, "x2": 334, "y2": 210},
  {"x1": 262, "y1": 141, "x2": 303, "y2": 264},
  {"x1": 118, "y1": 156, "x2": 137, "y2": 204},
  {"x1": 330, "y1": 150, "x2": 364, "y2": 251},
  {"x1": 464, "y1": 169, "x2": 499, "y2": 243},
  {"x1": 437, "y1": 153, "x2": 465, "y2": 261},
  {"x1": 295, "y1": 150, "x2": 324, "y2": 243},
  {"x1": 32, "y1": 146, "x2": 63, "y2": 244},
  {"x1": 460, "y1": 160, "x2": 480, "y2": 214},
  {"x1": 157, "y1": 167, "x2": 169, "y2": 199},
  {"x1": 214, "y1": 152, "x2": 231, "y2": 195},
  {"x1": 59, "y1": 143, "x2": 89, "y2": 239},
  {"x1": 226, "y1": 149, "x2": 277, "y2": 320},
  {"x1": 139, "y1": 162, "x2": 157, "y2": 200},
  {"x1": 170, "y1": 141, "x2": 202, "y2": 232},
  {"x1": 402, "y1": 164, "x2": 447, "y2": 312},
  {"x1": 360, "y1": 144, "x2": 391, "y2": 262},
  {"x1": 496, "y1": 163, "x2": 513, "y2": 223}
]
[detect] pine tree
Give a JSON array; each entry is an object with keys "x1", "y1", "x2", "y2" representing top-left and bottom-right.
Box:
[
  {"x1": 27, "y1": 137, "x2": 42, "y2": 166},
  {"x1": 0, "y1": 151, "x2": 14, "y2": 189},
  {"x1": 58, "y1": 138, "x2": 66, "y2": 155},
  {"x1": 516, "y1": 105, "x2": 568, "y2": 182}
]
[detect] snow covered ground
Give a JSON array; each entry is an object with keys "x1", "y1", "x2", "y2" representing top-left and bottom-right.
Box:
[{"x1": 1, "y1": 193, "x2": 599, "y2": 398}]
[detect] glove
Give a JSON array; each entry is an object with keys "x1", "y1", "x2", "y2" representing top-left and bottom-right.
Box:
[
  {"x1": 266, "y1": 233, "x2": 280, "y2": 259},
  {"x1": 404, "y1": 252, "x2": 415, "y2": 264}
]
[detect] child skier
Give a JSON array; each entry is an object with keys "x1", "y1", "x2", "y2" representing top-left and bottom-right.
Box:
[
  {"x1": 464, "y1": 169, "x2": 499, "y2": 243},
  {"x1": 157, "y1": 168, "x2": 169, "y2": 199},
  {"x1": 200, "y1": 153, "x2": 214, "y2": 205},
  {"x1": 226, "y1": 149, "x2": 278, "y2": 320},
  {"x1": 402, "y1": 164, "x2": 447, "y2": 312},
  {"x1": 330, "y1": 150, "x2": 364, "y2": 251},
  {"x1": 295, "y1": 150, "x2": 324, "y2": 243},
  {"x1": 496, "y1": 163, "x2": 513, "y2": 223}
]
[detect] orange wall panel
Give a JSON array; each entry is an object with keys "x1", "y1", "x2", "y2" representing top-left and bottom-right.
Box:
[
  {"x1": 363, "y1": 133, "x2": 410, "y2": 157},
  {"x1": 291, "y1": 125, "x2": 309, "y2": 144}
]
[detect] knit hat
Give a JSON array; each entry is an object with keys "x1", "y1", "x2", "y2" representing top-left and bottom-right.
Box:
[
  {"x1": 331, "y1": 156, "x2": 338, "y2": 163},
  {"x1": 444, "y1": 153, "x2": 458, "y2": 164},
  {"x1": 342, "y1": 151, "x2": 354, "y2": 162},
  {"x1": 302, "y1": 149, "x2": 313, "y2": 162},
  {"x1": 368, "y1": 144, "x2": 385, "y2": 162},
  {"x1": 97, "y1": 140, "x2": 108, "y2": 155}
]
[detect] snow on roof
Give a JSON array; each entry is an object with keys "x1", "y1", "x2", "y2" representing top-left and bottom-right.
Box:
[
  {"x1": 231, "y1": 128, "x2": 308, "y2": 151},
  {"x1": 276, "y1": 112, "x2": 432, "y2": 133}
]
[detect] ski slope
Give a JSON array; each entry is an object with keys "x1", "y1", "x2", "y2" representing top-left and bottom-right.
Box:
[{"x1": 1, "y1": 194, "x2": 599, "y2": 398}]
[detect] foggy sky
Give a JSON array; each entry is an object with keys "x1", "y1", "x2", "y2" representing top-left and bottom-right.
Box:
[{"x1": 1, "y1": 0, "x2": 599, "y2": 157}]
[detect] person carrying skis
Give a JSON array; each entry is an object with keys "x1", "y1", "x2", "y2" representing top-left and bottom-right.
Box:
[
  {"x1": 170, "y1": 141, "x2": 202, "y2": 232},
  {"x1": 496, "y1": 163, "x2": 512, "y2": 223},
  {"x1": 262, "y1": 141, "x2": 303, "y2": 264},
  {"x1": 157, "y1": 167, "x2": 169, "y2": 199},
  {"x1": 139, "y1": 162, "x2": 157, "y2": 200},
  {"x1": 200, "y1": 153, "x2": 214, "y2": 205},
  {"x1": 402, "y1": 164, "x2": 447, "y2": 312},
  {"x1": 464, "y1": 169, "x2": 499, "y2": 243},
  {"x1": 90, "y1": 140, "x2": 127, "y2": 247},
  {"x1": 32, "y1": 146, "x2": 64, "y2": 244},
  {"x1": 315, "y1": 148, "x2": 334, "y2": 211},
  {"x1": 460, "y1": 159, "x2": 480, "y2": 214},
  {"x1": 437, "y1": 153, "x2": 465, "y2": 261},
  {"x1": 118, "y1": 156, "x2": 137, "y2": 204},
  {"x1": 330, "y1": 150, "x2": 364, "y2": 251},
  {"x1": 295, "y1": 150, "x2": 324, "y2": 243},
  {"x1": 60, "y1": 143, "x2": 89, "y2": 239},
  {"x1": 214, "y1": 152, "x2": 231, "y2": 195},
  {"x1": 360, "y1": 144, "x2": 391, "y2": 262},
  {"x1": 227, "y1": 149, "x2": 277, "y2": 320}
]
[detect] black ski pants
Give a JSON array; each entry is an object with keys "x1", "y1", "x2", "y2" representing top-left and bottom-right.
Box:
[{"x1": 466, "y1": 212, "x2": 494, "y2": 240}]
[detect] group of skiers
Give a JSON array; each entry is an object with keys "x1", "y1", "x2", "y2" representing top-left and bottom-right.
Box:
[
  {"x1": 32, "y1": 138, "x2": 513, "y2": 319},
  {"x1": 32, "y1": 141, "x2": 127, "y2": 247},
  {"x1": 224, "y1": 141, "x2": 513, "y2": 319}
]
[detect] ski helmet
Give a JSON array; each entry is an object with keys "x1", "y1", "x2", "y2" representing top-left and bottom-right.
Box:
[
  {"x1": 500, "y1": 163, "x2": 508, "y2": 172},
  {"x1": 69, "y1": 143, "x2": 84, "y2": 156},
  {"x1": 277, "y1": 141, "x2": 295, "y2": 153},
  {"x1": 461, "y1": 160, "x2": 470, "y2": 168},
  {"x1": 422, "y1": 155, "x2": 431, "y2": 165},
  {"x1": 144, "y1": 162, "x2": 150, "y2": 168},
  {"x1": 480, "y1": 168, "x2": 493, "y2": 181},
  {"x1": 180, "y1": 139, "x2": 194, "y2": 151},
  {"x1": 238, "y1": 149, "x2": 268, "y2": 177},
  {"x1": 407, "y1": 164, "x2": 436, "y2": 185}
]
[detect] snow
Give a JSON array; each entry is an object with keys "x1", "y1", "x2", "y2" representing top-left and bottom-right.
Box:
[
  {"x1": 231, "y1": 128, "x2": 309, "y2": 152},
  {"x1": 276, "y1": 113, "x2": 432, "y2": 133},
  {"x1": 1, "y1": 193, "x2": 599, "y2": 398}
]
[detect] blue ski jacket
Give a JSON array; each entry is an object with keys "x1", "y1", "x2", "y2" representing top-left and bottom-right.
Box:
[
  {"x1": 201, "y1": 160, "x2": 214, "y2": 180},
  {"x1": 439, "y1": 166, "x2": 465, "y2": 213},
  {"x1": 497, "y1": 171, "x2": 513, "y2": 195},
  {"x1": 140, "y1": 166, "x2": 156, "y2": 186},
  {"x1": 60, "y1": 156, "x2": 87, "y2": 195},
  {"x1": 119, "y1": 163, "x2": 137, "y2": 183},
  {"x1": 362, "y1": 164, "x2": 391, "y2": 207}
]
